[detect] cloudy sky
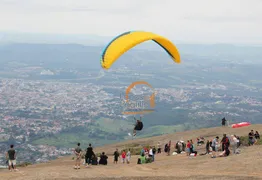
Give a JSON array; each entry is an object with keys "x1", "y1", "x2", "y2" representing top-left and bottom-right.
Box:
[{"x1": 0, "y1": 0, "x2": 262, "y2": 44}]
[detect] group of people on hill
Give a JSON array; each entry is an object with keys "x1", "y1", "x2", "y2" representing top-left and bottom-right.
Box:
[
  {"x1": 74, "y1": 143, "x2": 109, "y2": 169},
  {"x1": 209, "y1": 134, "x2": 232, "y2": 158},
  {"x1": 186, "y1": 140, "x2": 198, "y2": 156},
  {"x1": 113, "y1": 148, "x2": 131, "y2": 164},
  {"x1": 161, "y1": 132, "x2": 246, "y2": 159},
  {"x1": 72, "y1": 127, "x2": 261, "y2": 169},
  {"x1": 137, "y1": 146, "x2": 157, "y2": 164},
  {"x1": 248, "y1": 130, "x2": 260, "y2": 146},
  {"x1": 73, "y1": 143, "x2": 133, "y2": 169},
  {"x1": 204, "y1": 134, "x2": 242, "y2": 157}
]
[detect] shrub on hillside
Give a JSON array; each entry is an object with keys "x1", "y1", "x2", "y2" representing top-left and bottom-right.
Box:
[
  {"x1": 121, "y1": 144, "x2": 151, "y2": 155},
  {"x1": 17, "y1": 162, "x2": 32, "y2": 167}
]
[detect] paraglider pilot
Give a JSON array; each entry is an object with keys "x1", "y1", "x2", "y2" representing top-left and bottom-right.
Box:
[
  {"x1": 221, "y1": 117, "x2": 227, "y2": 126},
  {"x1": 133, "y1": 116, "x2": 143, "y2": 136}
]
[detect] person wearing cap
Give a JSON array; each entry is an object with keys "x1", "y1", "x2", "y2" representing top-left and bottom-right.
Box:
[{"x1": 211, "y1": 136, "x2": 219, "y2": 158}]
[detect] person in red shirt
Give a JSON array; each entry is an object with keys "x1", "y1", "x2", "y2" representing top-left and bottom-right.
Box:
[
  {"x1": 186, "y1": 140, "x2": 191, "y2": 156},
  {"x1": 144, "y1": 147, "x2": 149, "y2": 155},
  {"x1": 221, "y1": 134, "x2": 230, "y2": 151},
  {"x1": 121, "y1": 150, "x2": 126, "y2": 163}
]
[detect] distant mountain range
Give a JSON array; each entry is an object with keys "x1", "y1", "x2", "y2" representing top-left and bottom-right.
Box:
[
  {"x1": 0, "y1": 31, "x2": 111, "y2": 46},
  {"x1": 1, "y1": 42, "x2": 262, "y2": 69},
  {"x1": 1, "y1": 31, "x2": 261, "y2": 48}
]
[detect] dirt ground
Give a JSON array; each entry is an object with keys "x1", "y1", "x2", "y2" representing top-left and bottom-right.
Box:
[{"x1": 1, "y1": 125, "x2": 262, "y2": 180}]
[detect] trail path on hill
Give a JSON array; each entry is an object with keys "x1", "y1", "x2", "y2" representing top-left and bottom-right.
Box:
[{"x1": 1, "y1": 125, "x2": 262, "y2": 180}]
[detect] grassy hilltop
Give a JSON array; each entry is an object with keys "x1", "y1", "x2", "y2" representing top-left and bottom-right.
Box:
[{"x1": 1, "y1": 124, "x2": 262, "y2": 180}]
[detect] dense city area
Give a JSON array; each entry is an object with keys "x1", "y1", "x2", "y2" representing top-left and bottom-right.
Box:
[
  {"x1": 1, "y1": 43, "x2": 262, "y2": 165},
  {"x1": 1, "y1": 74, "x2": 262, "y2": 165}
]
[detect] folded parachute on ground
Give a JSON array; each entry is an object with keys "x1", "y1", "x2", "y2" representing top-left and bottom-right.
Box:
[
  {"x1": 232, "y1": 122, "x2": 251, "y2": 128},
  {"x1": 100, "y1": 31, "x2": 181, "y2": 69}
]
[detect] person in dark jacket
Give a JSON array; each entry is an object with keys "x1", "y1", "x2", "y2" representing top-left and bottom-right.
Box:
[
  {"x1": 206, "y1": 140, "x2": 210, "y2": 154},
  {"x1": 99, "y1": 152, "x2": 108, "y2": 165},
  {"x1": 255, "y1": 131, "x2": 260, "y2": 139},
  {"x1": 85, "y1": 143, "x2": 94, "y2": 167},
  {"x1": 221, "y1": 117, "x2": 227, "y2": 126},
  {"x1": 91, "y1": 154, "x2": 98, "y2": 165},
  {"x1": 236, "y1": 136, "x2": 241, "y2": 148},
  {"x1": 6, "y1": 145, "x2": 17, "y2": 171},
  {"x1": 133, "y1": 116, "x2": 143, "y2": 136},
  {"x1": 113, "y1": 148, "x2": 120, "y2": 164},
  {"x1": 221, "y1": 134, "x2": 230, "y2": 151},
  {"x1": 175, "y1": 142, "x2": 181, "y2": 154}
]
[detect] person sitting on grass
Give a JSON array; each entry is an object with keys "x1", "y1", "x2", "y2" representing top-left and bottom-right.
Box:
[
  {"x1": 218, "y1": 145, "x2": 230, "y2": 157},
  {"x1": 190, "y1": 140, "x2": 197, "y2": 156},
  {"x1": 255, "y1": 131, "x2": 260, "y2": 140},
  {"x1": 99, "y1": 152, "x2": 108, "y2": 165},
  {"x1": 91, "y1": 154, "x2": 98, "y2": 165},
  {"x1": 137, "y1": 153, "x2": 146, "y2": 164}
]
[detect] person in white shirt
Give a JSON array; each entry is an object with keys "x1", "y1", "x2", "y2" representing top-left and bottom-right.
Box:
[
  {"x1": 149, "y1": 147, "x2": 153, "y2": 161},
  {"x1": 231, "y1": 135, "x2": 239, "y2": 154},
  {"x1": 211, "y1": 136, "x2": 219, "y2": 158},
  {"x1": 126, "y1": 149, "x2": 131, "y2": 164}
]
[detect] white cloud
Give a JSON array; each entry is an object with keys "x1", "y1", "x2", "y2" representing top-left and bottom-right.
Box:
[{"x1": 0, "y1": 0, "x2": 262, "y2": 44}]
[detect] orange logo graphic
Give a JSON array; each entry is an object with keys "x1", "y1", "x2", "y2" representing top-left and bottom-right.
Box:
[{"x1": 121, "y1": 81, "x2": 155, "y2": 115}]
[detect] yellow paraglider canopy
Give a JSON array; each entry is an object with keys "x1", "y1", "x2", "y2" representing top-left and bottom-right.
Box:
[{"x1": 100, "y1": 31, "x2": 181, "y2": 69}]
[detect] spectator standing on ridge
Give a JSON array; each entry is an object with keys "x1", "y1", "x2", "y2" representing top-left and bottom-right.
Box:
[
  {"x1": 164, "y1": 143, "x2": 168, "y2": 154},
  {"x1": 186, "y1": 140, "x2": 191, "y2": 156},
  {"x1": 74, "y1": 143, "x2": 82, "y2": 169},
  {"x1": 113, "y1": 148, "x2": 120, "y2": 164},
  {"x1": 206, "y1": 140, "x2": 210, "y2": 154},
  {"x1": 157, "y1": 141, "x2": 161, "y2": 154},
  {"x1": 152, "y1": 146, "x2": 156, "y2": 161},
  {"x1": 85, "y1": 143, "x2": 94, "y2": 167},
  {"x1": 221, "y1": 117, "x2": 227, "y2": 126},
  {"x1": 126, "y1": 149, "x2": 131, "y2": 164},
  {"x1": 167, "y1": 140, "x2": 171, "y2": 156},
  {"x1": 149, "y1": 147, "x2": 153, "y2": 161},
  {"x1": 211, "y1": 136, "x2": 219, "y2": 158},
  {"x1": 122, "y1": 150, "x2": 126, "y2": 164},
  {"x1": 6, "y1": 145, "x2": 17, "y2": 172},
  {"x1": 221, "y1": 134, "x2": 230, "y2": 151},
  {"x1": 231, "y1": 135, "x2": 238, "y2": 154}
]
